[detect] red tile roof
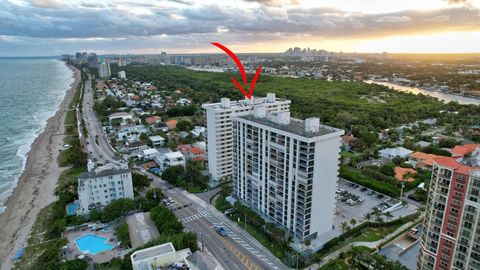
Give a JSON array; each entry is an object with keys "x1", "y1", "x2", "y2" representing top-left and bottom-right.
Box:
[
  {"x1": 166, "y1": 120, "x2": 177, "y2": 130},
  {"x1": 394, "y1": 166, "x2": 417, "y2": 182},
  {"x1": 145, "y1": 116, "x2": 161, "y2": 125},
  {"x1": 433, "y1": 156, "x2": 476, "y2": 175},
  {"x1": 409, "y1": 152, "x2": 442, "y2": 167},
  {"x1": 451, "y1": 144, "x2": 480, "y2": 157}
]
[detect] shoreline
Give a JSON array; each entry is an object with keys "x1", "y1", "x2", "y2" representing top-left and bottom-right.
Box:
[
  {"x1": 367, "y1": 80, "x2": 480, "y2": 105},
  {"x1": 0, "y1": 63, "x2": 81, "y2": 270}
]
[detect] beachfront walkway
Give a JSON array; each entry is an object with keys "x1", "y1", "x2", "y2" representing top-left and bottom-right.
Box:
[{"x1": 305, "y1": 218, "x2": 422, "y2": 270}]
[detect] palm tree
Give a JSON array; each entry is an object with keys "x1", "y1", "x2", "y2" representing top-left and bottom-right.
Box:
[
  {"x1": 341, "y1": 221, "x2": 350, "y2": 233},
  {"x1": 363, "y1": 212, "x2": 372, "y2": 223},
  {"x1": 383, "y1": 211, "x2": 394, "y2": 222},
  {"x1": 350, "y1": 218, "x2": 357, "y2": 227},
  {"x1": 375, "y1": 215, "x2": 384, "y2": 227}
]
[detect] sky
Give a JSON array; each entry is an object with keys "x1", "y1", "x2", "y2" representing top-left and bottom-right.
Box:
[{"x1": 1, "y1": 0, "x2": 480, "y2": 56}]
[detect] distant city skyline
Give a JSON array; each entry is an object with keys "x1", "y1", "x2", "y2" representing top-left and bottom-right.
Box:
[{"x1": 1, "y1": 0, "x2": 480, "y2": 56}]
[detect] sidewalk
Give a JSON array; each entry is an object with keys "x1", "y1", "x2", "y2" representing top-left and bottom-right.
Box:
[{"x1": 305, "y1": 218, "x2": 422, "y2": 269}]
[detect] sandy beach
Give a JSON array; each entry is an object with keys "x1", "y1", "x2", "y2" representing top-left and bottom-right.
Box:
[{"x1": 0, "y1": 64, "x2": 81, "y2": 270}]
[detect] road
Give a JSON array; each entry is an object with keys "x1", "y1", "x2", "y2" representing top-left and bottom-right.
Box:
[
  {"x1": 81, "y1": 75, "x2": 120, "y2": 165},
  {"x1": 139, "y1": 167, "x2": 288, "y2": 270}
]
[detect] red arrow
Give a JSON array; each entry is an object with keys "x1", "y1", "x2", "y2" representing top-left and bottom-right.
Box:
[{"x1": 211, "y1": 42, "x2": 262, "y2": 100}]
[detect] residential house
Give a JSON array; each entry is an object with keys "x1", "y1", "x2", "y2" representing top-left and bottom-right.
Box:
[
  {"x1": 166, "y1": 120, "x2": 177, "y2": 130},
  {"x1": 394, "y1": 166, "x2": 417, "y2": 182},
  {"x1": 409, "y1": 152, "x2": 442, "y2": 170},
  {"x1": 154, "y1": 151, "x2": 185, "y2": 171},
  {"x1": 116, "y1": 125, "x2": 148, "y2": 141},
  {"x1": 450, "y1": 143, "x2": 480, "y2": 159},
  {"x1": 355, "y1": 157, "x2": 391, "y2": 169},
  {"x1": 121, "y1": 141, "x2": 149, "y2": 154},
  {"x1": 149, "y1": 135, "x2": 165, "y2": 147},
  {"x1": 341, "y1": 134, "x2": 353, "y2": 151},
  {"x1": 142, "y1": 148, "x2": 160, "y2": 160},
  {"x1": 191, "y1": 126, "x2": 206, "y2": 137},
  {"x1": 379, "y1": 147, "x2": 413, "y2": 159},
  {"x1": 178, "y1": 144, "x2": 206, "y2": 162},
  {"x1": 176, "y1": 98, "x2": 191, "y2": 106},
  {"x1": 109, "y1": 112, "x2": 133, "y2": 126},
  {"x1": 145, "y1": 116, "x2": 161, "y2": 125}
]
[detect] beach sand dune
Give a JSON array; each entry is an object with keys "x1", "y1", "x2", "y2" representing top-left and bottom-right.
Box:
[{"x1": 0, "y1": 65, "x2": 81, "y2": 270}]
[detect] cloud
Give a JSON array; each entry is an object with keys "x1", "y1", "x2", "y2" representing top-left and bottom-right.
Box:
[
  {"x1": 0, "y1": 1, "x2": 480, "y2": 55},
  {"x1": 374, "y1": 16, "x2": 411, "y2": 23},
  {"x1": 445, "y1": 0, "x2": 467, "y2": 3},
  {"x1": 80, "y1": 2, "x2": 106, "y2": 8},
  {"x1": 29, "y1": 0, "x2": 64, "y2": 9},
  {"x1": 243, "y1": 0, "x2": 299, "y2": 7}
]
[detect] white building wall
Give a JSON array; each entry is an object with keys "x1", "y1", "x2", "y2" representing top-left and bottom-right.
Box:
[
  {"x1": 233, "y1": 114, "x2": 343, "y2": 240},
  {"x1": 310, "y1": 135, "x2": 342, "y2": 236},
  {"x1": 203, "y1": 95, "x2": 291, "y2": 181},
  {"x1": 77, "y1": 170, "x2": 134, "y2": 215}
]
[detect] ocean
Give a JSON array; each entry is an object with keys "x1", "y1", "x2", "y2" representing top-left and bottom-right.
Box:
[{"x1": 0, "y1": 58, "x2": 74, "y2": 213}]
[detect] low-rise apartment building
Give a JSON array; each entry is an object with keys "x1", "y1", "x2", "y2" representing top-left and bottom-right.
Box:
[{"x1": 77, "y1": 164, "x2": 134, "y2": 215}]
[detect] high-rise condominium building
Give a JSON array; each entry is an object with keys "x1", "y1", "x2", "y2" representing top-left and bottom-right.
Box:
[
  {"x1": 202, "y1": 94, "x2": 290, "y2": 181},
  {"x1": 418, "y1": 144, "x2": 480, "y2": 270},
  {"x1": 232, "y1": 107, "x2": 344, "y2": 240},
  {"x1": 118, "y1": 58, "x2": 127, "y2": 67},
  {"x1": 77, "y1": 164, "x2": 134, "y2": 215},
  {"x1": 99, "y1": 62, "x2": 111, "y2": 79},
  {"x1": 87, "y1": 53, "x2": 98, "y2": 68}
]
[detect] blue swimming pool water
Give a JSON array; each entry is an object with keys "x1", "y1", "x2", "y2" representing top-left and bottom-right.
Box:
[
  {"x1": 75, "y1": 234, "x2": 114, "y2": 255},
  {"x1": 66, "y1": 202, "x2": 78, "y2": 216}
]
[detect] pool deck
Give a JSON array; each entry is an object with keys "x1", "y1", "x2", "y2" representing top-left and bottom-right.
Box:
[{"x1": 64, "y1": 225, "x2": 120, "y2": 263}]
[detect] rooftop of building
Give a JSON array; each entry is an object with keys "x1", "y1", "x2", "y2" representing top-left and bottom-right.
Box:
[
  {"x1": 433, "y1": 155, "x2": 480, "y2": 175},
  {"x1": 237, "y1": 113, "x2": 342, "y2": 138},
  {"x1": 451, "y1": 143, "x2": 480, "y2": 157},
  {"x1": 78, "y1": 164, "x2": 130, "y2": 179},
  {"x1": 164, "y1": 151, "x2": 184, "y2": 159},
  {"x1": 131, "y1": 242, "x2": 175, "y2": 262},
  {"x1": 394, "y1": 166, "x2": 417, "y2": 182},
  {"x1": 201, "y1": 93, "x2": 290, "y2": 110}
]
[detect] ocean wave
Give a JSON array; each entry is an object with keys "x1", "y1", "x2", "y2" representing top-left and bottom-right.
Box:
[{"x1": 0, "y1": 59, "x2": 74, "y2": 214}]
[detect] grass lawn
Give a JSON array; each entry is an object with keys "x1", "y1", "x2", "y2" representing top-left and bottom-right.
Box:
[
  {"x1": 170, "y1": 116, "x2": 193, "y2": 122},
  {"x1": 214, "y1": 195, "x2": 230, "y2": 212},
  {"x1": 228, "y1": 214, "x2": 285, "y2": 259},
  {"x1": 318, "y1": 246, "x2": 373, "y2": 270},
  {"x1": 178, "y1": 181, "x2": 205, "y2": 193},
  {"x1": 350, "y1": 224, "x2": 402, "y2": 243},
  {"x1": 318, "y1": 259, "x2": 350, "y2": 270}
]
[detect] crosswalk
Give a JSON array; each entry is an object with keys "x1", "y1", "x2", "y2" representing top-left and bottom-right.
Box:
[
  {"x1": 181, "y1": 210, "x2": 211, "y2": 223},
  {"x1": 179, "y1": 208, "x2": 281, "y2": 270},
  {"x1": 210, "y1": 222, "x2": 280, "y2": 270}
]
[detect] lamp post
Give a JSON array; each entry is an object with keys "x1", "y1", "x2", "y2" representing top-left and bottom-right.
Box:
[{"x1": 244, "y1": 213, "x2": 247, "y2": 229}]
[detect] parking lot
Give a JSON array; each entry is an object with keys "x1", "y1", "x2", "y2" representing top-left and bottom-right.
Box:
[{"x1": 334, "y1": 178, "x2": 396, "y2": 229}]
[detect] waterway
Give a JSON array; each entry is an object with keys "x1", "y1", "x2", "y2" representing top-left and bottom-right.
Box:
[{"x1": 366, "y1": 80, "x2": 480, "y2": 106}]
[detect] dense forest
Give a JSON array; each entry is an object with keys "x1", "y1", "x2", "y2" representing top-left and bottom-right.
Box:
[{"x1": 111, "y1": 64, "x2": 480, "y2": 141}]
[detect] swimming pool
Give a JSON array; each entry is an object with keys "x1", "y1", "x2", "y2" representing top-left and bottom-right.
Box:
[
  {"x1": 66, "y1": 202, "x2": 79, "y2": 216},
  {"x1": 75, "y1": 234, "x2": 114, "y2": 255}
]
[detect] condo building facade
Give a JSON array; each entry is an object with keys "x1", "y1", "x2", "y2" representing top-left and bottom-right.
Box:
[
  {"x1": 232, "y1": 107, "x2": 344, "y2": 240},
  {"x1": 202, "y1": 94, "x2": 290, "y2": 181},
  {"x1": 418, "y1": 145, "x2": 480, "y2": 270},
  {"x1": 77, "y1": 164, "x2": 134, "y2": 215}
]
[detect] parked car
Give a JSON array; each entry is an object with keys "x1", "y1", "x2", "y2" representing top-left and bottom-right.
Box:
[{"x1": 224, "y1": 208, "x2": 236, "y2": 215}]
